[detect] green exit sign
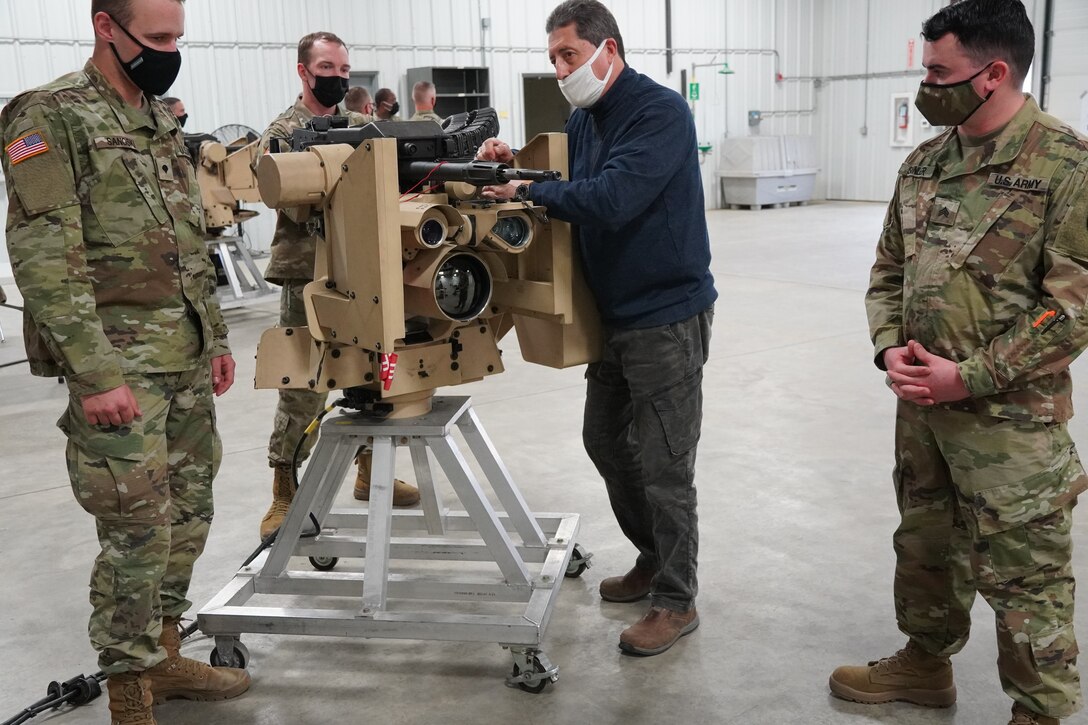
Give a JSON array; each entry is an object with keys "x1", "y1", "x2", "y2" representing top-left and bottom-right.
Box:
[{"x1": 689, "y1": 82, "x2": 700, "y2": 101}]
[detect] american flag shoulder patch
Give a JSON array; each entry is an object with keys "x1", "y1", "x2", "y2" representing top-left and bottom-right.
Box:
[{"x1": 5, "y1": 131, "x2": 50, "y2": 165}]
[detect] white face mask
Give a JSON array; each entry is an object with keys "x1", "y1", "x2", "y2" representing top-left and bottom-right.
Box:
[{"x1": 558, "y1": 40, "x2": 614, "y2": 108}]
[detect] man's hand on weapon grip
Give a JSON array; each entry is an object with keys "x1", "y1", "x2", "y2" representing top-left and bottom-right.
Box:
[{"x1": 477, "y1": 137, "x2": 515, "y2": 163}]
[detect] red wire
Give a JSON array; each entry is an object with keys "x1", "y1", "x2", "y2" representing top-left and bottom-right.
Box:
[{"x1": 400, "y1": 161, "x2": 448, "y2": 200}]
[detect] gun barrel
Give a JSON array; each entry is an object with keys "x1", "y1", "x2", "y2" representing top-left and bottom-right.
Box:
[{"x1": 402, "y1": 161, "x2": 560, "y2": 187}]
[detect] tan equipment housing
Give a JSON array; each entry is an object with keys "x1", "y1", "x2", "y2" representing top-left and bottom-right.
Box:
[
  {"x1": 254, "y1": 133, "x2": 600, "y2": 416},
  {"x1": 192, "y1": 136, "x2": 262, "y2": 231}
]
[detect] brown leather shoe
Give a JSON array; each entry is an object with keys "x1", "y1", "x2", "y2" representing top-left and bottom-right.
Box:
[
  {"x1": 354, "y1": 451, "x2": 420, "y2": 506},
  {"x1": 1009, "y1": 704, "x2": 1060, "y2": 725},
  {"x1": 599, "y1": 566, "x2": 654, "y2": 603},
  {"x1": 107, "y1": 673, "x2": 156, "y2": 725},
  {"x1": 828, "y1": 639, "x2": 956, "y2": 707},
  {"x1": 618, "y1": 606, "x2": 699, "y2": 655}
]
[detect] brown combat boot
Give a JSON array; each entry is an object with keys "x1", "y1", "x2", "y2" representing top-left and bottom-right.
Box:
[
  {"x1": 829, "y1": 639, "x2": 956, "y2": 707},
  {"x1": 146, "y1": 617, "x2": 250, "y2": 703},
  {"x1": 259, "y1": 465, "x2": 295, "y2": 539},
  {"x1": 599, "y1": 565, "x2": 654, "y2": 602},
  {"x1": 618, "y1": 606, "x2": 699, "y2": 656},
  {"x1": 354, "y1": 451, "x2": 420, "y2": 506},
  {"x1": 107, "y1": 673, "x2": 155, "y2": 725},
  {"x1": 1009, "y1": 703, "x2": 1060, "y2": 725}
]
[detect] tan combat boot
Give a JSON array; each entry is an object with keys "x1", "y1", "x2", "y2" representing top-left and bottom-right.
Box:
[
  {"x1": 828, "y1": 639, "x2": 956, "y2": 707},
  {"x1": 145, "y1": 617, "x2": 250, "y2": 703},
  {"x1": 107, "y1": 673, "x2": 155, "y2": 725},
  {"x1": 259, "y1": 465, "x2": 295, "y2": 539},
  {"x1": 354, "y1": 451, "x2": 420, "y2": 506},
  {"x1": 1009, "y1": 703, "x2": 1060, "y2": 725}
]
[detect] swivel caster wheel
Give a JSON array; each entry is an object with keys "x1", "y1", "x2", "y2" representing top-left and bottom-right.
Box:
[
  {"x1": 209, "y1": 639, "x2": 249, "y2": 669},
  {"x1": 505, "y1": 649, "x2": 559, "y2": 693},
  {"x1": 309, "y1": 555, "x2": 339, "y2": 571},
  {"x1": 565, "y1": 543, "x2": 592, "y2": 578}
]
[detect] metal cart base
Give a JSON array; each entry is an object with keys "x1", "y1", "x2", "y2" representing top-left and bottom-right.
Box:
[{"x1": 198, "y1": 396, "x2": 588, "y2": 692}]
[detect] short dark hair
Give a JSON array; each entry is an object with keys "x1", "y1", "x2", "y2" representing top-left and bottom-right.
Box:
[
  {"x1": 922, "y1": 0, "x2": 1034, "y2": 84},
  {"x1": 344, "y1": 86, "x2": 371, "y2": 112},
  {"x1": 91, "y1": 0, "x2": 185, "y2": 27},
  {"x1": 161, "y1": 96, "x2": 182, "y2": 109},
  {"x1": 374, "y1": 88, "x2": 396, "y2": 106},
  {"x1": 297, "y1": 31, "x2": 346, "y2": 67},
  {"x1": 545, "y1": 0, "x2": 625, "y2": 61}
]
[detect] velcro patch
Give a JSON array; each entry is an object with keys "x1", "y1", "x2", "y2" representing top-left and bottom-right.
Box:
[
  {"x1": 988, "y1": 173, "x2": 1048, "y2": 192},
  {"x1": 900, "y1": 164, "x2": 935, "y2": 178},
  {"x1": 930, "y1": 197, "x2": 961, "y2": 226},
  {"x1": 5, "y1": 131, "x2": 49, "y2": 165},
  {"x1": 93, "y1": 135, "x2": 138, "y2": 151}
]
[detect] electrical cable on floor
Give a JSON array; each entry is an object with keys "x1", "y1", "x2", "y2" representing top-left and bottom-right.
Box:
[{"x1": 1, "y1": 399, "x2": 347, "y2": 724}]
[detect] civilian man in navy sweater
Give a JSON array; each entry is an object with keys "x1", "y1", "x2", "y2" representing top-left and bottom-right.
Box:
[{"x1": 482, "y1": 0, "x2": 716, "y2": 656}]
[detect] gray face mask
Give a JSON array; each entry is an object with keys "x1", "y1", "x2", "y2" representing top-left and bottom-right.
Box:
[{"x1": 914, "y1": 62, "x2": 994, "y2": 127}]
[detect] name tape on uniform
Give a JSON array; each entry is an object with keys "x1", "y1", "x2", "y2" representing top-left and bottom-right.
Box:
[
  {"x1": 988, "y1": 173, "x2": 1048, "y2": 192},
  {"x1": 5, "y1": 131, "x2": 50, "y2": 165},
  {"x1": 93, "y1": 136, "x2": 138, "y2": 151},
  {"x1": 901, "y1": 164, "x2": 935, "y2": 178}
]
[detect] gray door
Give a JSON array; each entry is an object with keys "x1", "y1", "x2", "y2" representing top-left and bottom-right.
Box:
[{"x1": 523, "y1": 74, "x2": 570, "y2": 141}]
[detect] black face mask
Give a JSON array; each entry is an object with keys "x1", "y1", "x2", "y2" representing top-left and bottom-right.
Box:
[
  {"x1": 177, "y1": 113, "x2": 188, "y2": 128},
  {"x1": 108, "y1": 17, "x2": 182, "y2": 96},
  {"x1": 309, "y1": 73, "x2": 349, "y2": 108},
  {"x1": 386, "y1": 101, "x2": 400, "y2": 116}
]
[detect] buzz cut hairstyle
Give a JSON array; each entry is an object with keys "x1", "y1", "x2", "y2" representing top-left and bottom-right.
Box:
[
  {"x1": 297, "y1": 31, "x2": 347, "y2": 67},
  {"x1": 374, "y1": 88, "x2": 396, "y2": 106},
  {"x1": 412, "y1": 80, "x2": 435, "y2": 101},
  {"x1": 922, "y1": 0, "x2": 1034, "y2": 84},
  {"x1": 345, "y1": 86, "x2": 371, "y2": 103},
  {"x1": 545, "y1": 0, "x2": 625, "y2": 62}
]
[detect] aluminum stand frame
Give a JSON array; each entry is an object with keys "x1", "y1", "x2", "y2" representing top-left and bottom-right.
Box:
[
  {"x1": 206, "y1": 235, "x2": 275, "y2": 309},
  {"x1": 199, "y1": 396, "x2": 584, "y2": 691}
]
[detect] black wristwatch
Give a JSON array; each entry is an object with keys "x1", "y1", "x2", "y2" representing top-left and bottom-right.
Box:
[{"x1": 513, "y1": 182, "x2": 532, "y2": 202}]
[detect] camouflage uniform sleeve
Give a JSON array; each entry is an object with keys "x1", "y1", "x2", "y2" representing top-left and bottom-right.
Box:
[
  {"x1": 204, "y1": 272, "x2": 231, "y2": 358},
  {"x1": 2, "y1": 101, "x2": 126, "y2": 396},
  {"x1": 957, "y1": 161, "x2": 1088, "y2": 396},
  {"x1": 865, "y1": 186, "x2": 906, "y2": 369}
]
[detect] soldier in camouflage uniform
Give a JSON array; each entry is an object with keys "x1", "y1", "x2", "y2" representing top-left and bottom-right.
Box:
[
  {"x1": 409, "y1": 81, "x2": 444, "y2": 124},
  {"x1": 829, "y1": 3, "x2": 1085, "y2": 724},
  {"x1": 258, "y1": 32, "x2": 418, "y2": 541},
  {"x1": 1, "y1": 1, "x2": 249, "y2": 722}
]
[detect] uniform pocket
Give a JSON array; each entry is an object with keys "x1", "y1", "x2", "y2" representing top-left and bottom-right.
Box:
[
  {"x1": 84, "y1": 146, "x2": 168, "y2": 246},
  {"x1": 948, "y1": 193, "x2": 1042, "y2": 289},
  {"x1": 997, "y1": 622, "x2": 1080, "y2": 695},
  {"x1": 64, "y1": 423, "x2": 167, "y2": 523}
]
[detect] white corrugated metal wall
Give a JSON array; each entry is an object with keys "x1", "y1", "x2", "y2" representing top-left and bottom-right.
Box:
[
  {"x1": 0, "y1": 0, "x2": 1079, "y2": 271},
  {"x1": 1046, "y1": 1, "x2": 1088, "y2": 133}
]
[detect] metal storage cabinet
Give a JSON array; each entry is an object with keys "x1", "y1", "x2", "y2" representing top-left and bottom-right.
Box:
[
  {"x1": 715, "y1": 135, "x2": 819, "y2": 208},
  {"x1": 406, "y1": 66, "x2": 491, "y2": 118}
]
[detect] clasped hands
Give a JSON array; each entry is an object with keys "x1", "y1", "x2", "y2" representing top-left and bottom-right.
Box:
[{"x1": 883, "y1": 340, "x2": 969, "y2": 406}]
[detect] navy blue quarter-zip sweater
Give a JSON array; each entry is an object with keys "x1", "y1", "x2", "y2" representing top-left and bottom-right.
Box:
[{"x1": 527, "y1": 65, "x2": 717, "y2": 329}]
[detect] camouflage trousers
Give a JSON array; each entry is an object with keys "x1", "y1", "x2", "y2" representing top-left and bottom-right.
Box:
[
  {"x1": 892, "y1": 401, "x2": 1084, "y2": 718},
  {"x1": 60, "y1": 367, "x2": 221, "y2": 674},
  {"x1": 267, "y1": 278, "x2": 327, "y2": 468}
]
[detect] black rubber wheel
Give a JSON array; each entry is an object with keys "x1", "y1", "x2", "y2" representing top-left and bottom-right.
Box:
[
  {"x1": 513, "y1": 659, "x2": 549, "y2": 693},
  {"x1": 565, "y1": 544, "x2": 589, "y2": 578},
  {"x1": 309, "y1": 555, "x2": 339, "y2": 571},
  {"x1": 209, "y1": 641, "x2": 249, "y2": 669}
]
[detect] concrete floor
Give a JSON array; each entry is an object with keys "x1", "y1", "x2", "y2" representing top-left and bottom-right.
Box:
[{"x1": 1, "y1": 200, "x2": 1085, "y2": 725}]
